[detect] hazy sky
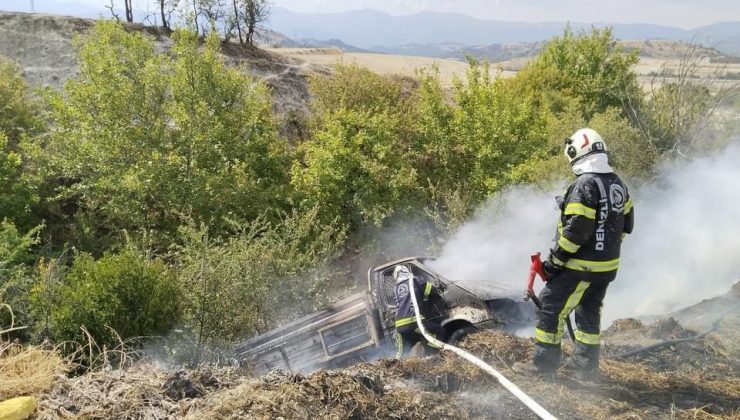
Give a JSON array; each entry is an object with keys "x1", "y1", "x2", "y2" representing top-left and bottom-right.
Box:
[
  {"x1": 7, "y1": 0, "x2": 740, "y2": 28},
  {"x1": 271, "y1": 0, "x2": 739, "y2": 28}
]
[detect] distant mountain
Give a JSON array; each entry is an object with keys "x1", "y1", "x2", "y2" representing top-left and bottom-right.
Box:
[
  {"x1": 268, "y1": 8, "x2": 740, "y2": 57},
  {"x1": 296, "y1": 39, "x2": 369, "y2": 53},
  {"x1": 255, "y1": 32, "x2": 368, "y2": 52},
  {"x1": 255, "y1": 28, "x2": 301, "y2": 48},
  {"x1": 372, "y1": 42, "x2": 466, "y2": 58},
  {"x1": 375, "y1": 42, "x2": 543, "y2": 62}
]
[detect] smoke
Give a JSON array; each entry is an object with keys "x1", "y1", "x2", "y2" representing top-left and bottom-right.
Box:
[{"x1": 429, "y1": 142, "x2": 740, "y2": 324}]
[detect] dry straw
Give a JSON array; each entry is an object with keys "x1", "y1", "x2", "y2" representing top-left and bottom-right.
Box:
[{"x1": 0, "y1": 343, "x2": 68, "y2": 400}]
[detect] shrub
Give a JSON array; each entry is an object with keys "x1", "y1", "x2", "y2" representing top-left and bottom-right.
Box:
[
  {"x1": 295, "y1": 65, "x2": 421, "y2": 230},
  {"x1": 0, "y1": 56, "x2": 42, "y2": 147},
  {"x1": 0, "y1": 220, "x2": 41, "y2": 337},
  {"x1": 517, "y1": 26, "x2": 641, "y2": 120},
  {"x1": 46, "y1": 22, "x2": 289, "y2": 252},
  {"x1": 0, "y1": 58, "x2": 42, "y2": 230},
  {"x1": 0, "y1": 132, "x2": 39, "y2": 230},
  {"x1": 45, "y1": 246, "x2": 181, "y2": 350},
  {"x1": 449, "y1": 61, "x2": 551, "y2": 199},
  {"x1": 175, "y1": 206, "x2": 346, "y2": 363},
  {"x1": 309, "y1": 63, "x2": 405, "y2": 116}
]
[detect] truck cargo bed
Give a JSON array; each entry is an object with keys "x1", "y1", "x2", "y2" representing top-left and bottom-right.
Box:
[{"x1": 236, "y1": 293, "x2": 382, "y2": 373}]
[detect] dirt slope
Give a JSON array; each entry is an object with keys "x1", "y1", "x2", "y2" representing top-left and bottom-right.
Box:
[{"x1": 0, "y1": 11, "x2": 328, "y2": 133}]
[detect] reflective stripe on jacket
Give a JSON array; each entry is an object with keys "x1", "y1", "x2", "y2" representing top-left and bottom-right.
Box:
[
  {"x1": 550, "y1": 172, "x2": 634, "y2": 282},
  {"x1": 394, "y1": 273, "x2": 436, "y2": 326}
]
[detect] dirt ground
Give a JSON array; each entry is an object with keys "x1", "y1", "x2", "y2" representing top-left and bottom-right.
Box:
[{"x1": 6, "y1": 294, "x2": 734, "y2": 419}]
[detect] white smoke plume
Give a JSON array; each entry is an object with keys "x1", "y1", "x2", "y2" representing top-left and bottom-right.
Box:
[{"x1": 429, "y1": 143, "x2": 740, "y2": 324}]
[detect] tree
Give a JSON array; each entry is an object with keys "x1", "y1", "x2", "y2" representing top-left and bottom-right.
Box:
[
  {"x1": 196, "y1": 0, "x2": 228, "y2": 35},
  {"x1": 157, "y1": 0, "x2": 178, "y2": 30},
  {"x1": 231, "y1": 0, "x2": 244, "y2": 43},
  {"x1": 46, "y1": 22, "x2": 290, "y2": 251},
  {"x1": 631, "y1": 42, "x2": 740, "y2": 160},
  {"x1": 241, "y1": 0, "x2": 270, "y2": 45},
  {"x1": 517, "y1": 26, "x2": 641, "y2": 120},
  {"x1": 125, "y1": 0, "x2": 133, "y2": 22}
]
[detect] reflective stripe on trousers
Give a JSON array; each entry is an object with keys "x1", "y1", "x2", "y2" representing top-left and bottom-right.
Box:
[
  {"x1": 535, "y1": 281, "x2": 591, "y2": 345},
  {"x1": 575, "y1": 329, "x2": 600, "y2": 345}
]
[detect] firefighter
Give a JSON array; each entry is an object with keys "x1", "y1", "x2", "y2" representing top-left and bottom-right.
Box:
[
  {"x1": 393, "y1": 264, "x2": 445, "y2": 358},
  {"x1": 517, "y1": 128, "x2": 635, "y2": 379}
]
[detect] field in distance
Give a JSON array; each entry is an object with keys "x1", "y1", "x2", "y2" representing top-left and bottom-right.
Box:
[
  {"x1": 267, "y1": 47, "x2": 516, "y2": 85},
  {"x1": 270, "y1": 41, "x2": 740, "y2": 88}
]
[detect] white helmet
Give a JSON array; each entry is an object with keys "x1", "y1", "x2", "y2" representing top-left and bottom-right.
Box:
[
  {"x1": 564, "y1": 128, "x2": 607, "y2": 164},
  {"x1": 393, "y1": 265, "x2": 411, "y2": 282}
]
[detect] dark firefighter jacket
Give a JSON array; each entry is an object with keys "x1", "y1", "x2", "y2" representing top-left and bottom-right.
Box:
[
  {"x1": 549, "y1": 172, "x2": 635, "y2": 282},
  {"x1": 394, "y1": 273, "x2": 437, "y2": 328}
]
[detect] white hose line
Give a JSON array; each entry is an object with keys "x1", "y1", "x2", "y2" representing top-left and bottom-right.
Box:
[{"x1": 408, "y1": 276, "x2": 558, "y2": 420}]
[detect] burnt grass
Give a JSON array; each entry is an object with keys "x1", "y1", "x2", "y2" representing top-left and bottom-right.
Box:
[{"x1": 31, "y1": 290, "x2": 740, "y2": 419}]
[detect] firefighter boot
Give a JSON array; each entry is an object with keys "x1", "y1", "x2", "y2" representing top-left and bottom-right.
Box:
[
  {"x1": 512, "y1": 361, "x2": 556, "y2": 380},
  {"x1": 559, "y1": 358, "x2": 604, "y2": 382}
]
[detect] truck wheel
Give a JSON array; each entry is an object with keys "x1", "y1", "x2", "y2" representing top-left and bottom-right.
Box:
[{"x1": 447, "y1": 326, "x2": 478, "y2": 346}]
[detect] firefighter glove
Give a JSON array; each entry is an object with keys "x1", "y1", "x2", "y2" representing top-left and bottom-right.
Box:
[{"x1": 542, "y1": 260, "x2": 564, "y2": 281}]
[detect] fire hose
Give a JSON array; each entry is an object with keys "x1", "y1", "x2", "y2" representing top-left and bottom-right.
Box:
[{"x1": 407, "y1": 275, "x2": 558, "y2": 420}]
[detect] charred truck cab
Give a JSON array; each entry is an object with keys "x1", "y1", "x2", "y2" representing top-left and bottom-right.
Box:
[{"x1": 237, "y1": 257, "x2": 535, "y2": 373}]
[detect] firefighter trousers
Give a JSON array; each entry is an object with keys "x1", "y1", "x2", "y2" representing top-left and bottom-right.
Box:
[
  {"x1": 395, "y1": 321, "x2": 445, "y2": 359},
  {"x1": 532, "y1": 270, "x2": 609, "y2": 372}
]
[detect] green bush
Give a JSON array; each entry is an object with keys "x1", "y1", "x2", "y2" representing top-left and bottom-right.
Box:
[
  {"x1": 0, "y1": 56, "x2": 43, "y2": 148},
  {"x1": 0, "y1": 219, "x2": 41, "y2": 336},
  {"x1": 0, "y1": 132, "x2": 39, "y2": 230},
  {"x1": 44, "y1": 246, "x2": 181, "y2": 350},
  {"x1": 46, "y1": 22, "x2": 290, "y2": 252},
  {"x1": 449, "y1": 60, "x2": 551, "y2": 199},
  {"x1": 295, "y1": 65, "x2": 421, "y2": 230},
  {"x1": 0, "y1": 57, "x2": 42, "y2": 231},
  {"x1": 309, "y1": 63, "x2": 406, "y2": 116},
  {"x1": 519, "y1": 26, "x2": 641, "y2": 120},
  {"x1": 175, "y1": 206, "x2": 346, "y2": 362}
]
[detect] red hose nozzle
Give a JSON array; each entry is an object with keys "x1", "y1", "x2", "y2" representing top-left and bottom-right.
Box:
[{"x1": 524, "y1": 252, "x2": 545, "y2": 301}]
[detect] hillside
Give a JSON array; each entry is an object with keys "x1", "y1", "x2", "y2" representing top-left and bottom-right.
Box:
[
  {"x1": 0, "y1": 11, "x2": 327, "y2": 129},
  {"x1": 3, "y1": 11, "x2": 736, "y2": 112}
]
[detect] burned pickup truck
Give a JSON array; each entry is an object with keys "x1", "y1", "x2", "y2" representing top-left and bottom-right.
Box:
[{"x1": 236, "y1": 257, "x2": 535, "y2": 373}]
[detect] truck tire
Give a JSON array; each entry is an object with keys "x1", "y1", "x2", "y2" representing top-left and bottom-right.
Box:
[{"x1": 446, "y1": 326, "x2": 478, "y2": 346}]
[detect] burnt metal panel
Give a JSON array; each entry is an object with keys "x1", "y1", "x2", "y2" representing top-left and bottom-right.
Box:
[{"x1": 319, "y1": 313, "x2": 375, "y2": 358}]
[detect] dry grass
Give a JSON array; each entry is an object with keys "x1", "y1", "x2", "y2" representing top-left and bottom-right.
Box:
[
  {"x1": 12, "y1": 312, "x2": 738, "y2": 420},
  {"x1": 184, "y1": 369, "x2": 466, "y2": 420},
  {"x1": 37, "y1": 363, "x2": 178, "y2": 419},
  {"x1": 0, "y1": 342, "x2": 68, "y2": 400}
]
